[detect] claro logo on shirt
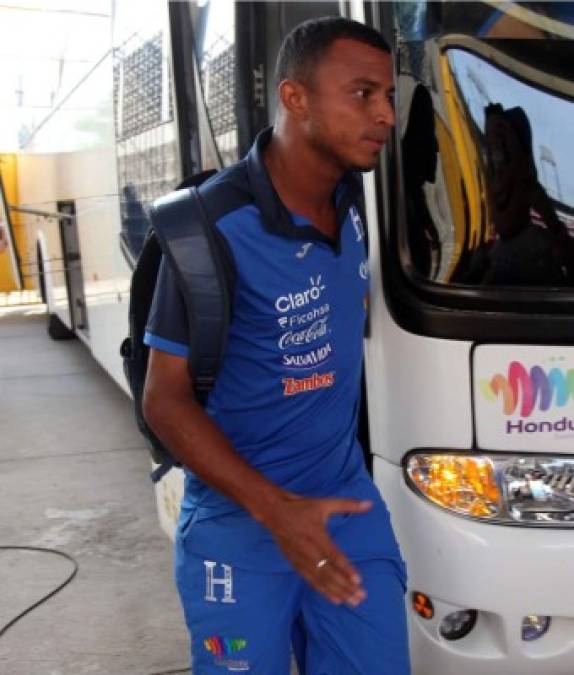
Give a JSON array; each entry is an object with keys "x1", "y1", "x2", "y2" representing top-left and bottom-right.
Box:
[
  {"x1": 275, "y1": 276, "x2": 326, "y2": 313},
  {"x1": 282, "y1": 371, "x2": 335, "y2": 396}
]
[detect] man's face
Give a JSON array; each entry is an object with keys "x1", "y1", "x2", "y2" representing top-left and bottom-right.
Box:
[{"x1": 302, "y1": 38, "x2": 395, "y2": 172}]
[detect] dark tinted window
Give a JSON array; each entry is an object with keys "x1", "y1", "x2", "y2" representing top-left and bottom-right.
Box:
[{"x1": 395, "y1": 2, "x2": 574, "y2": 287}]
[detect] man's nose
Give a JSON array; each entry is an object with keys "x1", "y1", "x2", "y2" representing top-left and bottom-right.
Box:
[{"x1": 374, "y1": 96, "x2": 396, "y2": 127}]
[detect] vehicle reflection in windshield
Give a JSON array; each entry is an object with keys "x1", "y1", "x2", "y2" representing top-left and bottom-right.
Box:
[
  {"x1": 463, "y1": 103, "x2": 574, "y2": 285},
  {"x1": 398, "y1": 39, "x2": 574, "y2": 289},
  {"x1": 402, "y1": 84, "x2": 441, "y2": 280}
]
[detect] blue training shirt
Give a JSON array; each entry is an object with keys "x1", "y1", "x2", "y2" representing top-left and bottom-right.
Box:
[{"x1": 145, "y1": 127, "x2": 405, "y2": 575}]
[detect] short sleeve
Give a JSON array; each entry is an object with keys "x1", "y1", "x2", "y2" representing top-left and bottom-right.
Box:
[{"x1": 144, "y1": 257, "x2": 190, "y2": 358}]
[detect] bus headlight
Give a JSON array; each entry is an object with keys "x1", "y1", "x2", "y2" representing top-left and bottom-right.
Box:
[
  {"x1": 522, "y1": 615, "x2": 551, "y2": 641},
  {"x1": 405, "y1": 453, "x2": 574, "y2": 526},
  {"x1": 440, "y1": 609, "x2": 477, "y2": 641},
  {"x1": 406, "y1": 454, "x2": 502, "y2": 518}
]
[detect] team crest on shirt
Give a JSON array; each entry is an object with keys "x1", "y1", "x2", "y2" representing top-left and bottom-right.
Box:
[{"x1": 350, "y1": 206, "x2": 365, "y2": 242}]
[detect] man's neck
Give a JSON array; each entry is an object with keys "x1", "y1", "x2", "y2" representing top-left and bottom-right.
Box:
[{"x1": 263, "y1": 124, "x2": 343, "y2": 239}]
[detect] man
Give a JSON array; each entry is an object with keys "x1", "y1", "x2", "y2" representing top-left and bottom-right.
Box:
[{"x1": 143, "y1": 16, "x2": 410, "y2": 675}]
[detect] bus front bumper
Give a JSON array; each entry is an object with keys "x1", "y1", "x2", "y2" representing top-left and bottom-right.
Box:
[{"x1": 374, "y1": 455, "x2": 574, "y2": 675}]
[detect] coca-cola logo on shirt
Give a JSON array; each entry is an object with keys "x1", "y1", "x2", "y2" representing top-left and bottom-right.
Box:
[{"x1": 278, "y1": 317, "x2": 329, "y2": 350}]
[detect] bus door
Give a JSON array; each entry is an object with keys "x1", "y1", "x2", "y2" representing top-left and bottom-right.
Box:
[
  {"x1": 58, "y1": 200, "x2": 88, "y2": 333},
  {"x1": 178, "y1": 0, "x2": 341, "y2": 166}
]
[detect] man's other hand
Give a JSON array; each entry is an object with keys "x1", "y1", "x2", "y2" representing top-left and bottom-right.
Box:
[{"x1": 263, "y1": 494, "x2": 372, "y2": 606}]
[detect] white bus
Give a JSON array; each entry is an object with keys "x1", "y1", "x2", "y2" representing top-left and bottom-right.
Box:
[{"x1": 17, "y1": 1, "x2": 574, "y2": 673}]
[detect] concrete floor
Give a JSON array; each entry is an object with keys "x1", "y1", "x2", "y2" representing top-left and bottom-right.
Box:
[{"x1": 0, "y1": 306, "x2": 190, "y2": 675}]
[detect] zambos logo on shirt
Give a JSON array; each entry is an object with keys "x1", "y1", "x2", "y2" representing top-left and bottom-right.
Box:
[
  {"x1": 479, "y1": 360, "x2": 574, "y2": 417},
  {"x1": 283, "y1": 371, "x2": 335, "y2": 396}
]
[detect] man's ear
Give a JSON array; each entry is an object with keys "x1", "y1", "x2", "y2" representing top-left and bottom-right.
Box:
[{"x1": 277, "y1": 79, "x2": 310, "y2": 120}]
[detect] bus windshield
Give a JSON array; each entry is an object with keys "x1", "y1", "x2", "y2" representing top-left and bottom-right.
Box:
[{"x1": 395, "y1": 1, "x2": 574, "y2": 288}]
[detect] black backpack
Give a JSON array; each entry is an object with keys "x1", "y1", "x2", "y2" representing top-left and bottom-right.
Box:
[{"x1": 120, "y1": 172, "x2": 234, "y2": 482}]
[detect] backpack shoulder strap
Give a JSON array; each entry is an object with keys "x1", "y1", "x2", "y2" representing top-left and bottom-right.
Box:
[{"x1": 149, "y1": 187, "x2": 233, "y2": 402}]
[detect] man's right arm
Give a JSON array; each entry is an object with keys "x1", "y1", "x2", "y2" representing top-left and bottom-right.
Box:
[{"x1": 142, "y1": 347, "x2": 370, "y2": 607}]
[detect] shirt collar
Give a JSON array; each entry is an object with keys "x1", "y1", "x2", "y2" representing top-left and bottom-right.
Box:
[{"x1": 246, "y1": 126, "x2": 363, "y2": 245}]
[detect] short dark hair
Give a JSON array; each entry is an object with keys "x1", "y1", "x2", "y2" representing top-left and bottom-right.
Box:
[{"x1": 275, "y1": 16, "x2": 390, "y2": 87}]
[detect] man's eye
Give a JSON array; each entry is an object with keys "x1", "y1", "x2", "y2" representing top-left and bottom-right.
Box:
[{"x1": 356, "y1": 88, "x2": 371, "y2": 99}]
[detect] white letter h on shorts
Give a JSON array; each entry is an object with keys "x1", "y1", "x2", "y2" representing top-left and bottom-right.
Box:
[{"x1": 204, "y1": 560, "x2": 237, "y2": 603}]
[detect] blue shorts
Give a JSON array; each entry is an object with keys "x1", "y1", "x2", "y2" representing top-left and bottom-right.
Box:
[{"x1": 175, "y1": 538, "x2": 411, "y2": 674}]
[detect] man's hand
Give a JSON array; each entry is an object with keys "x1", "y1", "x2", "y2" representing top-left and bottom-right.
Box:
[{"x1": 262, "y1": 494, "x2": 372, "y2": 606}]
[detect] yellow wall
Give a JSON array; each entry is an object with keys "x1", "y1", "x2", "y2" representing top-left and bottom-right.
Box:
[{"x1": 0, "y1": 154, "x2": 32, "y2": 291}]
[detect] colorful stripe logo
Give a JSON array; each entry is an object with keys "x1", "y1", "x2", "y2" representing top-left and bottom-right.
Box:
[
  {"x1": 480, "y1": 361, "x2": 574, "y2": 417},
  {"x1": 204, "y1": 636, "x2": 247, "y2": 658}
]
